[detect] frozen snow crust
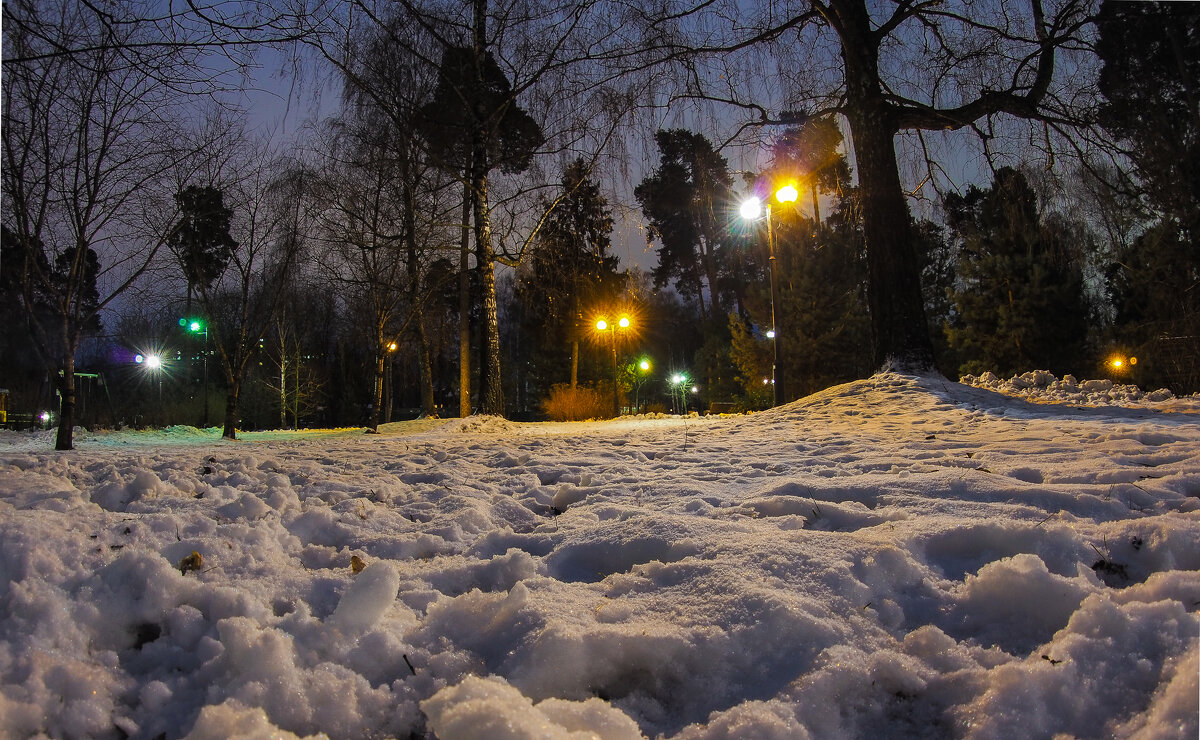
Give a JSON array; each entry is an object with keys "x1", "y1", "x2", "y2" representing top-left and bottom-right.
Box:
[{"x1": 0, "y1": 372, "x2": 1197, "y2": 739}]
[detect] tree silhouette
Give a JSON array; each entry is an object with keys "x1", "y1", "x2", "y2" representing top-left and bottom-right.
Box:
[
  {"x1": 168, "y1": 185, "x2": 239, "y2": 312},
  {"x1": 945, "y1": 168, "x2": 1090, "y2": 377},
  {"x1": 635, "y1": 129, "x2": 733, "y2": 323}
]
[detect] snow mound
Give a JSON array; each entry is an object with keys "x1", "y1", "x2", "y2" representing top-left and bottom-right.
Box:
[{"x1": 961, "y1": 370, "x2": 1179, "y2": 407}]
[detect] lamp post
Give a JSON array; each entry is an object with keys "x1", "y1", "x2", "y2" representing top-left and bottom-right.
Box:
[
  {"x1": 595, "y1": 315, "x2": 631, "y2": 417},
  {"x1": 136, "y1": 353, "x2": 164, "y2": 423},
  {"x1": 669, "y1": 372, "x2": 688, "y2": 414},
  {"x1": 740, "y1": 184, "x2": 797, "y2": 406},
  {"x1": 182, "y1": 318, "x2": 209, "y2": 428},
  {"x1": 634, "y1": 357, "x2": 651, "y2": 413}
]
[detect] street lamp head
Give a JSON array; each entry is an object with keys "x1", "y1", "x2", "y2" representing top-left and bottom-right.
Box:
[
  {"x1": 775, "y1": 184, "x2": 799, "y2": 203},
  {"x1": 739, "y1": 197, "x2": 763, "y2": 220},
  {"x1": 144, "y1": 354, "x2": 163, "y2": 370},
  {"x1": 639, "y1": 359, "x2": 651, "y2": 372},
  {"x1": 766, "y1": 329, "x2": 776, "y2": 339},
  {"x1": 596, "y1": 319, "x2": 608, "y2": 332},
  {"x1": 618, "y1": 316, "x2": 630, "y2": 329}
]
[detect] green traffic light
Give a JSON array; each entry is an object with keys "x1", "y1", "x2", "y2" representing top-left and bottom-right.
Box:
[{"x1": 189, "y1": 321, "x2": 202, "y2": 332}]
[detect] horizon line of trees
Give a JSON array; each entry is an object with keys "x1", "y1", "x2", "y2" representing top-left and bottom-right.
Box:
[{"x1": 2, "y1": 0, "x2": 1196, "y2": 449}]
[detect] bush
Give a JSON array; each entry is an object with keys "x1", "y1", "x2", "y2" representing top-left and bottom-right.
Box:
[{"x1": 542, "y1": 384, "x2": 608, "y2": 421}]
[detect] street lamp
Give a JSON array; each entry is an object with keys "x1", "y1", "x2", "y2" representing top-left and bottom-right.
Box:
[
  {"x1": 632, "y1": 357, "x2": 652, "y2": 413},
  {"x1": 181, "y1": 318, "x2": 209, "y2": 428},
  {"x1": 669, "y1": 372, "x2": 688, "y2": 414},
  {"x1": 595, "y1": 315, "x2": 632, "y2": 417},
  {"x1": 740, "y1": 183, "x2": 797, "y2": 406},
  {"x1": 136, "y1": 352, "x2": 165, "y2": 420}
]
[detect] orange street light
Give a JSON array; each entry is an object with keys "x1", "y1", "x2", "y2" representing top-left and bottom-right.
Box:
[{"x1": 595, "y1": 314, "x2": 632, "y2": 417}]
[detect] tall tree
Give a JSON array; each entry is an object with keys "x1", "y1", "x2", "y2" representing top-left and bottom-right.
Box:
[
  {"x1": 1096, "y1": 1, "x2": 1200, "y2": 393},
  {"x1": 636, "y1": 129, "x2": 734, "y2": 323},
  {"x1": 168, "y1": 185, "x2": 239, "y2": 313},
  {"x1": 944, "y1": 167, "x2": 1091, "y2": 377},
  {"x1": 640, "y1": 0, "x2": 1094, "y2": 371},
  {"x1": 419, "y1": 31, "x2": 545, "y2": 416},
  {"x1": 309, "y1": 116, "x2": 420, "y2": 433},
  {"x1": 2, "y1": 0, "x2": 202, "y2": 449},
  {"x1": 304, "y1": 0, "x2": 638, "y2": 417},
  {"x1": 515, "y1": 158, "x2": 620, "y2": 399},
  {"x1": 174, "y1": 140, "x2": 305, "y2": 440},
  {"x1": 1096, "y1": 1, "x2": 1199, "y2": 242}
]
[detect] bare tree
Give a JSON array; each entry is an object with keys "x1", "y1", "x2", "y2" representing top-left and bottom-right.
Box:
[
  {"x1": 297, "y1": 0, "x2": 639, "y2": 417},
  {"x1": 172, "y1": 132, "x2": 307, "y2": 440},
  {"x1": 1, "y1": 0, "x2": 209, "y2": 449},
  {"x1": 639, "y1": 0, "x2": 1097, "y2": 370},
  {"x1": 305, "y1": 112, "x2": 452, "y2": 432}
]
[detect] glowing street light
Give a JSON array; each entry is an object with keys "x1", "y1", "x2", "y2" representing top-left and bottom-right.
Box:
[
  {"x1": 595, "y1": 314, "x2": 633, "y2": 417},
  {"x1": 181, "y1": 317, "x2": 210, "y2": 427},
  {"x1": 632, "y1": 357, "x2": 653, "y2": 412},
  {"x1": 740, "y1": 183, "x2": 797, "y2": 407},
  {"x1": 137, "y1": 352, "x2": 165, "y2": 412},
  {"x1": 669, "y1": 372, "x2": 690, "y2": 414},
  {"x1": 1108, "y1": 355, "x2": 1137, "y2": 374}
]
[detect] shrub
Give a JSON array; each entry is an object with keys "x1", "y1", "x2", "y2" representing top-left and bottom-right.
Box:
[{"x1": 542, "y1": 384, "x2": 608, "y2": 421}]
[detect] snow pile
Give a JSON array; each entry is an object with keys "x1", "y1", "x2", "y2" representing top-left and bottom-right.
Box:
[
  {"x1": 0, "y1": 372, "x2": 1197, "y2": 739},
  {"x1": 960, "y1": 370, "x2": 1181, "y2": 407}
]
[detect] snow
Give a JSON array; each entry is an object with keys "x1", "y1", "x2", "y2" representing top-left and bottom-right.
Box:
[{"x1": 0, "y1": 371, "x2": 1197, "y2": 739}]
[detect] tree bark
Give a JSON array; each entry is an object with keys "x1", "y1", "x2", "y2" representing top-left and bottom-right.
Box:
[
  {"x1": 570, "y1": 293, "x2": 581, "y2": 388},
  {"x1": 472, "y1": 0, "x2": 504, "y2": 417},
  {"x1": 368, "y1": 345, "x2": 385, "y2": 432},
  {"x1": 473, "y1": 169, "x2": 504, "y2": 416},
  {"x1": 837, "y1": 0, "x2": 934, "y2": 371},
  {"x1": 223, "y1": 383, "x2": 240, "y2": 440},
  {"x1": 459, "y1": 182, "x2": 473, "y2": 417},
  {"x1": 55, "y1": 350, "x2": 76, "y2": 451}
]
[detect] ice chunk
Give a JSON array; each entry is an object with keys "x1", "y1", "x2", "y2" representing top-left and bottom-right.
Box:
[{"x1": 327, "y1": 561, "x2": 399, "y2": 635}]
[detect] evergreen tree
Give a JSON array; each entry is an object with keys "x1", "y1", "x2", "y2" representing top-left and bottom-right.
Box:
[
  {"x1": 515, "y1": 159, "x2": 620, "y2": 403},
  {"x1": 774, "y1": 200, "x2": 872, "y2": 397},
  {"x1": 418, "y1": 36, "x2": 545, "y2": 417},
  {"x1": 635, "y1": 129, "x2": 734, "y2": 322},
  {"x1": 1097, "y1": 1, "x2": 1200, "y2": 241},
  {"x1": 167, "y1": 185, "x2": 238, "y2": 311},
  {"x1": 1097, "y1": 1, "x2": 1200, "y2": 392},
  {"x1": 944, "y1": 168, "x2": 1091, "y2": 377}
]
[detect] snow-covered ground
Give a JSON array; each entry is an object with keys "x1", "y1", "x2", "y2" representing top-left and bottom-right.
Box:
[{"x1": 1, "y1": 372, "x2": 1197, "y2": 739}]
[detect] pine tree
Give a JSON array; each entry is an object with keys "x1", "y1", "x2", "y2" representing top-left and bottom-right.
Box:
[
  {"x1": 515, "y1": 159, "x2": 619, "y2": 402},
  {"x1": 945, "y1": 168, "x2": 1091, "y2": 377}
]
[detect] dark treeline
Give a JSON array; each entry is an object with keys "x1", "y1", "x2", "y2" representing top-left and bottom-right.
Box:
[{"x1": 2, "y1": 0, "x2": 1196, "y2": 446}]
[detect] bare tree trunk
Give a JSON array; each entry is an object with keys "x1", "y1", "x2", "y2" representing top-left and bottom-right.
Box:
[
  {"x1": 292, "y1": 346, "x2": 300, "y2": 427},
  {"x1": 472, "y1": 0, "x2": 505, "y2": 417},
  {"x1": 459, "y1": 182, "x2": 472, "y2": 417},
  {"x1": 55, "y1": 345, "x2": 76, "y2": 451},
  {"x1": 223, "y1": 382, "x2": 240, "y2": 440},
  {"x1": 368, "y1": 346, "x2": 384, "y2": 433},
  {"x1": 839, "y1": 1, "x2": 933, "y2": 371},
  {"x1": 278, "y1": 325, "x2": 288, "y2": 429},
  {"x1": 417, "y1": 315, "x2": 436, "y2": 416},
  {"x1": 570, "y1": 294, "x2": 580, "y2": 388},
  {"x1": 474, "y1": 177, "x2": 504, "y2": 416},
  {"x1": 384, "y1": 353, "x2": 393, "y2": 424}
]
